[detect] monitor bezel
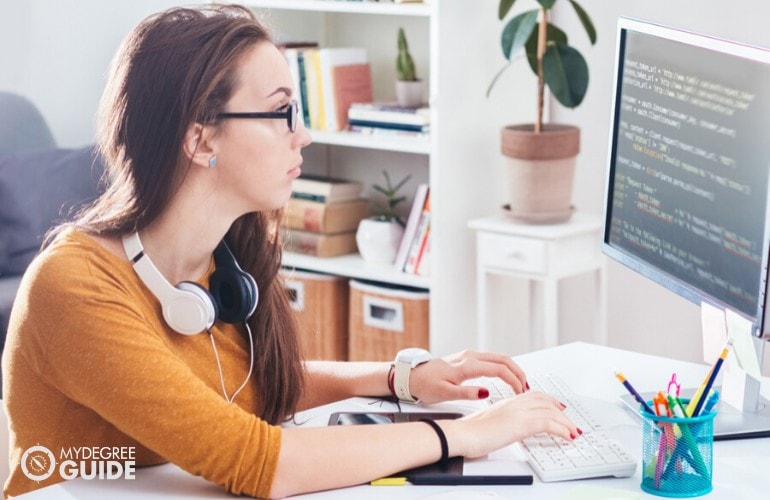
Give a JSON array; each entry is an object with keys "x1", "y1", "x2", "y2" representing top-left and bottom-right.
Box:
[{"x1": 601, "y1": 17, "x2": 770, "y2": 339}]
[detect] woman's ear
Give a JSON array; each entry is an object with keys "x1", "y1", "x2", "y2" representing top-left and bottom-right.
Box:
[{"x1": 182, "y1": 122, "x2": 217, "y2": 168}]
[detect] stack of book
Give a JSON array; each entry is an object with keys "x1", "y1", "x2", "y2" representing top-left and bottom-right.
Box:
[
  {"x1": 347, "y1": 101, "x2": 431, "y2": 137},
  {"x1": 282, "y1": 174, "x2": 369, "y2": 257},
  {"x1": 282, "y1": 45, "x2": 373, "y2": 132},
  {"x1": 393, "y1": 184, "x2": 431, "y2": 276}
]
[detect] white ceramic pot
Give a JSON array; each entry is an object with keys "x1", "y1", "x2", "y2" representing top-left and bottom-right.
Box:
[
  {"x1": 356, "y1": 219, "x2": 404, "y2": 264},
  {"x1": 395, "y1": 80, "x2": 424, "y2": 108}
]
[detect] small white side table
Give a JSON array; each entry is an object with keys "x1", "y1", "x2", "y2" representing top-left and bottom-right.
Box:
[{"x1": 468, "y1": 213, "x2": 606, "y2": 351}]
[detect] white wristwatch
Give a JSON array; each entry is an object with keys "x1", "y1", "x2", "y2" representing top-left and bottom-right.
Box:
[{"x1": 393, "y1": 348, "x2": 432, "y2": 403}]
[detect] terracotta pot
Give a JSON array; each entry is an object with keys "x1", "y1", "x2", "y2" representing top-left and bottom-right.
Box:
[{"x1": 500, "y1": 124, "x2": 580, "y2": 224}]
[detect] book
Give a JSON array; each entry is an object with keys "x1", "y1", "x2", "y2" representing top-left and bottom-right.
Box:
[
  {"x1": 348, "y1": 102, "x2": 430, "y2": 126},
  {"x1": 332, "y1": 63, "x2": 373, "y2": 130},
  {"x1": 282, "y1": 48, "x2": 306, "y2": 130},
  {"x1": 347, "y1": 119, "x2": 430, "y2": 133},
  {"x1": 282, "y1": 198, "x2": 370, "y2": 233},
  {"x1": 415, "y1": 226, "x2": 431, "y2": 277},
  {"x1": 318, "y1": 47, "x2": 369, "y2": 131},
  {"x1": 281, "y1": 228, "x2": 358, "y2": 257},
  {"x1": 302, "y1": 48, "x2": 322, "y2": 129},
  {"x1": 292, "y1": 174, "x2": 363, "y2": 202},
  {"x1": 394, "y1": 184, "x2": 429, "y2": 271},
  {"x1": 403, "y1": 192, "x2": 431, "y2": 274},
  {"x1": 349, "y1": 125, "x2": 430, "y2": 139}
]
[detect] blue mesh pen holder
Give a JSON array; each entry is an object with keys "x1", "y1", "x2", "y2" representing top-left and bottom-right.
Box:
[{"x1": 640, "y1": 400, "x2": 715, "y2": 497}]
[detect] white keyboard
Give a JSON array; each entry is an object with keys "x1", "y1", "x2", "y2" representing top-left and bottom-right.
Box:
[{"x1": 478, "y1": 373, "x2": 637, "y2": 482}]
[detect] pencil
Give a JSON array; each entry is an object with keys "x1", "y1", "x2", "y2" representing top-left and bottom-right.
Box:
[
  {"x1": 692, "y1": 339, "x2": 733, "y2": 416},
  {"x1": 614, "y1": 370, "x2": 655, "y2": 414}
]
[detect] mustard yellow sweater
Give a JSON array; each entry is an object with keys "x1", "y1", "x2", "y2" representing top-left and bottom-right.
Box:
[{"x1": 2, "y1": 229, "x2": 281, "y2": 498}]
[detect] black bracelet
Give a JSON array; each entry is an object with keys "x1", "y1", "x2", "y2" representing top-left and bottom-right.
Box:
[{"x1": 420, "y1": 418, "x2": 449, "y2": 470}]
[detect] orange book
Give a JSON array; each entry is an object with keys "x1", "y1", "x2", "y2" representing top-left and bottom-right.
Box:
[{"x1": 332, "y1": 63, "x2": 373, "y2": 131}]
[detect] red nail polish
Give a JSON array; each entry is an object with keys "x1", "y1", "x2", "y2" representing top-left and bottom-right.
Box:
[
  {"x1": 577, "y1": 427, "x2": 583, "y2": 435},
  {"x1": 570, "y1": 433, "x2": 576, "y2": 440},
  {"x1": 478, "y1": 388, "x2": 490, "y2": 399},
  {"x1": 559, "y1": 401, "x2": 567, "y2": 408},
  {"x1": 525, "y1": 382, "x2": 531, "y2": 391}
]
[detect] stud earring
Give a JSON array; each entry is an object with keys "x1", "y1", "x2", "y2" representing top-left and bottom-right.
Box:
[{"x1": 208, "y1": 156, "x2": 217, "y2": 169}]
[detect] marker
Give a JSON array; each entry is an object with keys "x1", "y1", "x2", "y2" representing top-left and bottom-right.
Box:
[
  {"x1": 614, "y1": 370, "x2": 655, "y2": 414},
  {"x1": 700, "y1": 390, "x2": 720, "y2": 416},
  {"x1": 692, "y1": 339, "x2": 733, "y2": 417},
  {"x1": 408, "y1": 474, "x2": 534, "y2": 486}
]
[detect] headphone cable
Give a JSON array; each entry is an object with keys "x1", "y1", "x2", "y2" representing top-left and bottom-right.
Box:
[{"x1": 208, "y1": 321, "x2": 255, "y2": 404}]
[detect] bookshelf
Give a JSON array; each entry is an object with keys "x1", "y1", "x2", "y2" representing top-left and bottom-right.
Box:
[{"x1": 240, "y1": 1, "x2": 504, "y2": 355}]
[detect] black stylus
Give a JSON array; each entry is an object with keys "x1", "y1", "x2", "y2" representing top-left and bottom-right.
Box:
[{"x1": 408, "y1": 474, "x2": 534, "y2": 485}]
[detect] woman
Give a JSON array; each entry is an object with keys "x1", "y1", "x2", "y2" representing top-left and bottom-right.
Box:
[{"x1": 2, "y1": 5, "x2": 578, "y2": 499}]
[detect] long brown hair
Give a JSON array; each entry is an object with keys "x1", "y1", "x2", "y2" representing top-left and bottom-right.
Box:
[{"x1": 71, "y1": 5, "x2": 304, "y2": 424}]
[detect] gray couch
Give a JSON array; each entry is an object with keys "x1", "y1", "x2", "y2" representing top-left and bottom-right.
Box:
[{"x1": 0, "y1": 91, "x2": 104, "y2": 355}]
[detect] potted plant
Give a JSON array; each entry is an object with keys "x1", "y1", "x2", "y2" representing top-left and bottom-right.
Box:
[
  {"x1": 395, "y1": 27, "x2": 424, "y2": 107},
  {"x1": 356, "y1": 170, "x2": 411, "y2": 264},
  {"x1": 488, "y1": 0, "x2": 596, "y2": 223}
]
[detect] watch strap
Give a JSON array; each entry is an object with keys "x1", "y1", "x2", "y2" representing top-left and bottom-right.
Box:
[{"x1": 393, "y1": 361, "x2": 419, "y2": 403}]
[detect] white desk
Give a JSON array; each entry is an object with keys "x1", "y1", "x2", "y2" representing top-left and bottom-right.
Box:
[
  {"x1": 468, "y1": 214, "x2": 606, "y2": 350},
  {"x1": 19, "y1": 343, "x2": 769, "y2": 499}
]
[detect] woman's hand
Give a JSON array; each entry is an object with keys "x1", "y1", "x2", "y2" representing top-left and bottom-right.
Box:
[
  {"x1": 408, "y1": 350, "x2": 529, "y2": 404},
  {"x1": 443, "y1": 391, "x2": 580, "y2": 459}
]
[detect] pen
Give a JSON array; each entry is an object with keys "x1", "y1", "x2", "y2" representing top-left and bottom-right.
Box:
[
  {"x1": 667, "y1": 395, "x2": 709, "y2": 479},
  {"x1": 614, "y1": 370, "x2": 655, "y2": 414},
  {"x1": 408, "y1": 474, "x2": 534, "y2": 485},
  {"x1": 691, "y1": 339, "x2": 733, "y2": 416}
]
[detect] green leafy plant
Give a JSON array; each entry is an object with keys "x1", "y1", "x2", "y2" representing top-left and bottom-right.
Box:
[
  {"x1": 372, "y1": 170, "x2": 411, "y2": 225},
  {"x1": 396, "y1": 27, "x2": 418, "y2": 81},
  {"x1": 488, "y1": 0, "x2": 597, "y2": 133}
]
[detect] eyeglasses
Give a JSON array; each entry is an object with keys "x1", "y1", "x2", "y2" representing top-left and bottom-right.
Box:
[{"x1": 216, "y1": 99, "x2": 299, "y2": 133}]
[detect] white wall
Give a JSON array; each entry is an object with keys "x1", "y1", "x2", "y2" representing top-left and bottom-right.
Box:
[
  {"x1": 2, "y1": 0, "x2": 769, "y2": 371},
  {"x1": 0, "y1": 0, "x2": 182, "y2": 147}
]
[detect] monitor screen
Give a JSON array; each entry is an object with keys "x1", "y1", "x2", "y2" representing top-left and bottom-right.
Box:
[{"x1": 603, "y1": 18, "x2": 770, "y2": 338}]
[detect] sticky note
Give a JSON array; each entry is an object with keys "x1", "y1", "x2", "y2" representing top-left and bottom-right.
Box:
[
  {"x1": 700, "y1": 301, "x2": 727, "y2": 362},
  {"x1": 725, "y1": 309, "x2": 762, "y2": 379}
]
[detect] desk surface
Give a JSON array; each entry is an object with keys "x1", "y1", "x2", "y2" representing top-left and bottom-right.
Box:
[{"x1": 19, "y1": 342, "x2": 770, "y2": 499}]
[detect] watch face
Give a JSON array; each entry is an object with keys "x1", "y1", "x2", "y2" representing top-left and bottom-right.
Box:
[{"x1": 396, "y1": 347, "x2": 432, "y2": 365}]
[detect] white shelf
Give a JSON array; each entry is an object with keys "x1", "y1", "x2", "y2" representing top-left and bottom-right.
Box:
[
  {"x1": 282, "y1": 252, "x2": 430, "y2": 289},
  {"x1": 310, "y1": 130, "x2": 430, "y2": 154},
  {"x1": 246, "y1": 0, "x2": 433, "y2": 16}
]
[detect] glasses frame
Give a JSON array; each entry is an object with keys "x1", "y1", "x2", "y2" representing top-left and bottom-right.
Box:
[{"x1": 216, "y1": 99, "x2": 298, "y2": 133}]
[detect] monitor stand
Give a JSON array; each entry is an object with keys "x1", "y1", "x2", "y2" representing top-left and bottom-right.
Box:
[{"x1": 621, "y1": 387, "x2": 770, "y2": 440}]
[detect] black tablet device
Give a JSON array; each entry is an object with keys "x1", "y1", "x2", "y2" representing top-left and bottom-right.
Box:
[
  {"x1": 328, "y1": 411, "x2": 463, "y2": 426},
  {"x1": 328, "y1": 411, "x2": 465, "y2": 477}
]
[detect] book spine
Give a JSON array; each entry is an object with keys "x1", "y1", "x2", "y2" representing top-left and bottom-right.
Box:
[
  {"x1": 403, "y1": 210, "x2": 430, "y2": 274},
  {"x1": 297, "y1": 50, "x2": 311, "y2": 128},
  {"x1": 394, "y1": 185, "x2": 429, "y2": 271},
  {"x1": 348, "y1": 119, "x2": 429, "y2": 132},
  {"x1": 347, "y1": 108, "x2": 429, "y2": 126},
  {"x1": 291, "y1": 192, "x2": 330, "y2": 203},
  {"x1": 415, "y1": 226, "x2": 431, "y2": 277}
]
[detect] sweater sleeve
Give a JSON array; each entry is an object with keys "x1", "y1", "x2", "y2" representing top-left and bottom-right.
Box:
[{"x1": 20, "y1": 241, "x2": 281, "y2": 499}]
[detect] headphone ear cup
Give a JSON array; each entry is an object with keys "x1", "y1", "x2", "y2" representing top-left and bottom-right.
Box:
[
  {"x1": 209, "y1": 268, "x2": 258, "y2": 324},
  {"x1": 165, "y1": 281, "x2": 217, "y2": 335}
]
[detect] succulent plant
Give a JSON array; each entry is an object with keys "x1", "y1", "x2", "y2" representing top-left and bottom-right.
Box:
[{"x1": 396, "y1": 27, "x2": 418, "y2": 82}]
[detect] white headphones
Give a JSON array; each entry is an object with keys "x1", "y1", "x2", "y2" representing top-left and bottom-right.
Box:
[{"x1": 122, "y1": 232, "x2": 258, "y2": 335}]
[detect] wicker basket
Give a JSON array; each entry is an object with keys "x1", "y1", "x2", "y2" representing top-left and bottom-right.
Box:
[
  {"x1": 348, "y1": 279, "x2": 429, "y2": 361},
  {"x1": 282, "y1": 269, "x2": 349, "y2": 361}
]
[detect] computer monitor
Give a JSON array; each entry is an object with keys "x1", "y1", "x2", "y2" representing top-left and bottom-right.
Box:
[{"x1": 602, "y1": 17, "x2": 770, "y2": 439}]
